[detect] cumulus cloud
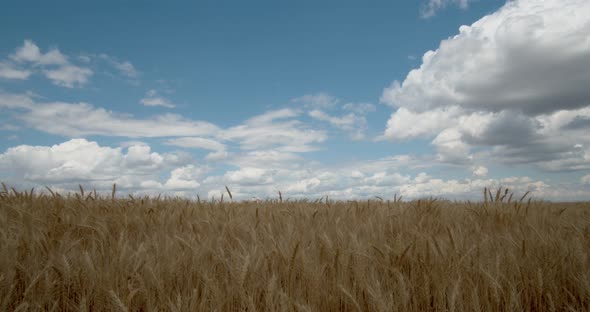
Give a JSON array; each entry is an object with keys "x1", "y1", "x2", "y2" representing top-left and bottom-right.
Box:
[
  {"x1": 8, "y1": 40, "x2": 93, "y2": 87},
  {"x1": 381, "y1": 107, "x2": 460, "y2": 140},
  {"x1": 2, "y1": 41, "x2": 141, "y2": 86},
  {"x1": 140, "y1": 90, "x2": 175, "y2": 108},
  {"x1": 0, "y1": 139, "x2": 192, "y2": 190},
  {"x1": 385, "y1": 0, "x2": 590, "y2": 115},
  {"x1": 224, "y1": 167, "x2": 274, "y2": 185},
  {"x1": 161, "y1": 165, "x2": 204, "y2": 190},
  {"x1": 11, "y1": 40, "x2": 68, "y2": 65},
  {"x1": 472, "y1": 166, "x2": 488, "y2": 177},
  {"x1": 2, "y1": 138, "x2": 588, "y2": 201},
  {"x1": 381, "y1": 0, "x2": 590, "y2": 171},
  {"x1": 432, "y1": 128, "x2": 473, "y2": 163}
]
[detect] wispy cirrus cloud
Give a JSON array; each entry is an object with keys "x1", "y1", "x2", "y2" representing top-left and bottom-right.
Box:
[
  {"x1": 220, "y1": 108, "x2": 327, "y2": 153},
  {"x1": 0, "y1": 92, "x2": 327, "y2": 159},
  {"x1": 308, "y1": 109, "x2": 368, "y2": 140},
  {"x1": 164, "y1": 137, "x2": 228, "y2": 160},
  {"x1": 140, "y1": 90, "x2": 176, "y2": 108},
  {"x1": 0, "y1": 62, "x2": 31, "y2": 80},
  {"x1": 98, "y1": 53, "x2": 139, "y2": 78},
  {"x1": 296, "y1": 93, "x2": 376, "y2": 140},
  {"x1": 42, "y1": 65, "x2": 93, "y2": 88},
  {"x1": 291, "y1": 92, "x2": 339, "y2": 110},
  {"x1": 420, "y1": 0, "x2": 473, "y2": 18},
  {"x1": 0, "y1": 92, "x2": 218, "y2": 138}
]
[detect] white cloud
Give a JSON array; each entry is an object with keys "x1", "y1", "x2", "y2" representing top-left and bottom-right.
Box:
[
  {"x1": 124, "y1": 145, "x2": 166, "y2": 170},
  {"x1": 161, "y1": 165, "x2": 204, "y2": 190},
  {"x1": 11, "y1": 40, "x2": 68, "y2": 65},
  {"x1": 288, "y1": 93, "x2": 378, "y2": 141},
  {"x1": 2, "y1": 40, "x2": 138, "y2": 86},
  {"x1": 119, "y1": 140, "x2": 148, "y2": 148},
  {"x1": 0, "y1": 62, "x2": 31, "y2": 80},
  {"x1": 78, "y1": 55, "x2": 91, "y2": 63},
  {"x1": 309, "y1": 109, "x2": 368, "y2": 140},
  {"x1": 385, "y1": 0, "x2": 590, "y2": 115},
  {"x1": 111, "y1": 60, "x2": 138, "y2": 78},
  {"x1": 2, "y1": 93, "x2": 329, "y2": 161},
  {"x1": 2, "y1": 139, "x2": 588, "y2": 201},
  {"x1": 284, "y1": 177, "x2": 321, "y2": 193},
  {"x1": 420, "y1": 0, "x2": 472, "y2": 18},
  {"x1": 225, "y1": 150, "x2": 303, "y2": 169},
  {"x1": 291, "y1": 93, "x2": 339, "y2": 109},
  {"x1": 224, "y1": 167, "x2": 274, "y2": 185},
  {"x1": 164, "y1": 137, "x2": 227, "y2": 160},
  {"x1": 246, "y1": 108, "x2": 298, "y2": 124},
  {"x1": 432, "y1": 128, "x2": 473, "y2": 163},
  {"x1": 204, "y1": 150, "x2": 229, "y2": 161},
  {"x1": 220, "y1": 108, "x2": 327, "y2": 152},
  {"x1": 2, "y1": 93, "x2": 218, "y2": 138},
  {"x1": 0, "y1": 139, "x2": 190, "y2": 187},
  {"x1": 472, "y1": 166, "x2": 488, "y2": 177},
  {"x1": 95, "y1": 54, "x2": 139, "y2": 78},
  {"x1": 361, "y1": 171, "x2": 410, "y2": 186},
  {"x1": 308, "y1": 110, "x2": 355, "y2": 128},
  {"x1": 140, "y1": 90, "x2": 175, "y2": 108},
  {"x1": 140, "y1": 97, "x2": 175, "y2": 108},
  {"x1": 294, "y1": 93, "x2": 375, "y2": 140},
  {"x1": 7, "y1": 40, "x2": 93, "y2": 87},
  {"x1": 43, "y1": 65, "x2": 93, "y2": 88},
  {"x1": 381, "y1": 0, "x2": 590, "y2": 171},
  {"x1": 581, "y1": 175, "x2": 590, "y2": 185},
  {"x1": 22, "y1": 102, "x2": 218, "y2": 138},
  {"x1": 164, "y1": 137, "x2": 225, "y2": 151},
  {"x1": 381, "y1": 107, "x2": 460, "y2": 140},
  {"x1": 0, "y1": 124, "x2": 19, "y2": 131},
  {"x1": 0, "y1": 92, "x2": 35, "y2": 109},
  {"x1": 342, "y1": 102, "x2": 376, "y2": 114}
]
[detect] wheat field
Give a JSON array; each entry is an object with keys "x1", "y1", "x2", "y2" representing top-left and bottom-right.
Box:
[{"x1": 1, "y1": 184, "x2": 589, "y2": 311}]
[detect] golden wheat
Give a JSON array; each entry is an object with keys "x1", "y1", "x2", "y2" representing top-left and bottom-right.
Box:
[{"x1": 0, "y1": 185, "x2": 589, "y2": 311}]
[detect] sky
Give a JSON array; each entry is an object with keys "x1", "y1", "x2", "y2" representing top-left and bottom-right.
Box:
[{"x1": 1, "y1": 0, "x2": 589, "y2": 201}]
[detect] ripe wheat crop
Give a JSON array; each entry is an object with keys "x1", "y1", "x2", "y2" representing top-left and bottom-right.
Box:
[{"x1": 0, "y1": 184, "x2": 589, "y2": 311}]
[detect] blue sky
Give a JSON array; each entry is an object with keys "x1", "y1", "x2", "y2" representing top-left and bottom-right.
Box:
[{"x1": 1, "y1": 0, "x2": 590, "y2": 200}]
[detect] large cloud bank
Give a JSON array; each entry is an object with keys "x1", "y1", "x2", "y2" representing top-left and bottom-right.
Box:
[
  {"x1": 2, "y1": 138, "x2": 585, "y2": 200},
  {"x1": 382, "y1": 0, "x2": 590, "y2": 171}
]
